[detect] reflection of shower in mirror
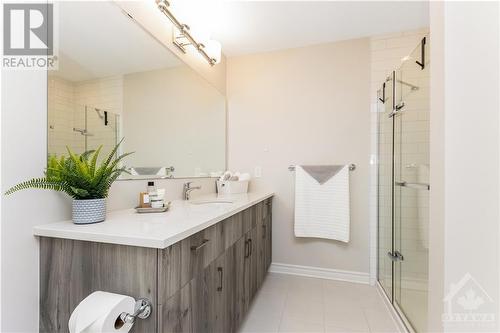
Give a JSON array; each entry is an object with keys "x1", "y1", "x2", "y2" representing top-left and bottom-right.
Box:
[
  {"x1": 47, "y1": 100, "x2": 120, "y2": 157},
  {"x1": 94, "y1": 108, "x2": 111, "y2": 127}
]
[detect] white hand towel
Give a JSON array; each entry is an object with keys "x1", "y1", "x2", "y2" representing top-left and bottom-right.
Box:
[{"x1": 294, "y1": 165, "x2": 350, "y2": 242}]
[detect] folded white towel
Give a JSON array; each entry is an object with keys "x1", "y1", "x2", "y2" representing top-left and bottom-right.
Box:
[
  {"x1": 220, "y1": 171, "x2": 232, "y2": 181},
  {"x1": 294, "y1": 165, "x2": 350, "y2": 242}
]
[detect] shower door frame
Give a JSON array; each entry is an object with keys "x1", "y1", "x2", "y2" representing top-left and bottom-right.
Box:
[
  {"x1": 377, "y1": 70, "x2": 416, "y2": 333},
  {"x1": 376, "y1": 36, "x2": 429, "y2": 333}
]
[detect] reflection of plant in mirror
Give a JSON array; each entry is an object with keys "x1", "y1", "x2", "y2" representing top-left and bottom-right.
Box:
[{"x1": 5, "y1": 139, "x2": 133, "y2": 200}]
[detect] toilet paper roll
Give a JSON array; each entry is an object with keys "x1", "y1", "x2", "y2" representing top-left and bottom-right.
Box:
[{"x1": 69, "y1": 291, "x2": 136, "y2": 333}]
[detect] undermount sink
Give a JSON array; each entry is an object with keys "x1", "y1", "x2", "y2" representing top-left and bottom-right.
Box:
[{"x1": 189, "y1": 199, "x2": 234, "y2": 205}]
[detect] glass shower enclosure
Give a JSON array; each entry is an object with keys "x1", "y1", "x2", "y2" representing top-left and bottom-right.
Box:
[
  {"x1": 48, "y1": 103, "x2": 120, "y2": 159},
  {"x1": 377, "y1": 37, "x2": 429, "y2": 332}
]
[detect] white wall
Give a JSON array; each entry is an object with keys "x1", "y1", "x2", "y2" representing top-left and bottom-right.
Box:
[
  {"x1": 428, "y1": 2, "x2": 445, "y2": 330},
  {"x1": 1, "y1": 70, "x2": 72, "y2": 332},
  {"x1": 429, "y1": 2, "x2": 500, "y2": 332},
  {"x1": 227, "y1": 38, "x2": 371, "y2": 274}
]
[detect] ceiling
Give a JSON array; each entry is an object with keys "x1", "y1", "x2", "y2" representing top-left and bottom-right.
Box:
[
  {"x1": 55, "y1": 1, "x2": 429, "y2": 78},
  {"x1": 211, "y1": 1, "x2": 429, "y2": 56},
  {"x1": 56, "y1": 1, "x2": 182, "y2": 82}
]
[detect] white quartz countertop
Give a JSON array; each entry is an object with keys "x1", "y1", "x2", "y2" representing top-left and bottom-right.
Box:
[{"x1": 33, "y1": 191, "x2": 274, "y2": 249}]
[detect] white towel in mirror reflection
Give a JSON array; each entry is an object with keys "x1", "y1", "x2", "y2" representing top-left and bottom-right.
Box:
[{"x1": 130, "y1": 167, "x2": 167, "y2": 176}]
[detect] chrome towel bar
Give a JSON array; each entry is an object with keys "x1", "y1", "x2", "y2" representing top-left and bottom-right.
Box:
[
  {"x1": 288, "y1": 164, "x2": 356, "y2": 172},
  {"x1": 395, "y1": 181, "x2": 430, "y2": 191}
]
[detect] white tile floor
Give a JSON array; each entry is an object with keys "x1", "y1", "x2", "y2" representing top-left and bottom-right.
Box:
[{"x1": 239, "y1": 273, "x2": 400, "y2": 333}]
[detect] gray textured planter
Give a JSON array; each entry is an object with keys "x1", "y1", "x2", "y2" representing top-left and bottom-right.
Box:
[{"x1": 72, "y1": 198, "x2": 106, "y2": 224}]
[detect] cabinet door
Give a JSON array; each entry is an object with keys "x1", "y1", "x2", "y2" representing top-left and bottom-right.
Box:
[
  {"x1": 248, "y1": 228, "x2": 259, "y2": 301},
  {"x1": 213, "y1": 251, "x2": 235, "y2": 333},
  {"x1": 263, "y1": 198, "x2": 272, "y2": 221},
  {"x1": 159, "y1": 242, "x2": 183, "y2": 301},
  {"x1": 190, "y1": 262, "x2": 215, "y2": 333},
  {"x1": 255, "y1": 216, "x2": 266, "y2": 285},
  {"x1": 224, "y1": 245, "x2": 238, "y2": 333},
  {"x1": 161, "y1": 283, "x2": 192, "y2": 333},
  {"x1": 264, "y1": 215, "x2": 273, "y2": 270},
  {"x1": 233, "y1": 236, "x2": 247, "y2": 327}
]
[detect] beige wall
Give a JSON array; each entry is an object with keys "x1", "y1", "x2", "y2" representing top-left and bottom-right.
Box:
[{"x1": 227, "y1": 38, "x2": 371, "y2": 273}]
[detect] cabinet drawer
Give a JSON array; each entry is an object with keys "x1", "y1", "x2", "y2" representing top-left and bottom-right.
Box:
[
  {"x1": 180, "y1": 225, "x2": 224, "y2": 285},
  {"x1": 159, "y1": 224, "x2": 224, "y2": 300}
]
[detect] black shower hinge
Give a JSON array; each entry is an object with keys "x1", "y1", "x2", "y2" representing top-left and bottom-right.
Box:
[
  {"x1": 104, "y1": 111, "x2": 108, "y2": 126},
  {"x1": 415, "y1": 37, "x2": 426, "y2": 70},
  {"x1": 378, "y1": 82, "x2": 386, "y2": 103}
]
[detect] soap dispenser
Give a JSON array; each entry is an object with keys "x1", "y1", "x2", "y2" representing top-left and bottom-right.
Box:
[{"x1": 139, "y1": 181, "x2": 156, "y2": 208}]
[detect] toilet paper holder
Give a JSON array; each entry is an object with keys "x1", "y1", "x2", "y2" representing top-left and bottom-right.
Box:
[{"x1": 119, "y1": 298, "x2": 152, "y2": 325}]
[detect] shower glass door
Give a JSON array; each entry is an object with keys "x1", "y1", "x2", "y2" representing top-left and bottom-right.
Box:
[
  {"x1": 85, "y1": 106, "x2": 120, "y2": 159},
  {"x1": 393, "y1": 39, "x2": 429, "y2": 332},
  {"x1": 377, "y1": 37, "x2": 429, "y2": 332}
]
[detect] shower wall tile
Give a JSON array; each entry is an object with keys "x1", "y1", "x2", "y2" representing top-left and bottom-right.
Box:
[
  {"x1": 48, "y1": 75, "x2": 123, "y2": 157},
  {"x1": 48, "y1": 76, "x2": 77, "y2": 157}
]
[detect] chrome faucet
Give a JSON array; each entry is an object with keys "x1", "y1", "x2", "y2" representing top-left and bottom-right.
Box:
[{"x1": 183, "y1": 182, "x2": 201, "y2": 200}]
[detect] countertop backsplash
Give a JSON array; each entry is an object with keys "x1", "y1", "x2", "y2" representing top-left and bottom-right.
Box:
[{"x1": 107, "y1": 177, "x2": 218, "y2": 211}]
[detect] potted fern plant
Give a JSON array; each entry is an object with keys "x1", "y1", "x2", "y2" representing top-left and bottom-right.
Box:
[{"x1": 5, "y1": 140, "x2": 132, "y2": 224}]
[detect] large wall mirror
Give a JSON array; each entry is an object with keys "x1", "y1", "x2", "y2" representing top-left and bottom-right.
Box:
[{"x1": 48, "y1": 1, "x2": 226, "y2": 179}]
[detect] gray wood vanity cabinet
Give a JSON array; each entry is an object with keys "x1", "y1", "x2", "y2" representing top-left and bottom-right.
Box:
[{"x1": 39, "y1": 197, "x2": 272, "y2": 333}]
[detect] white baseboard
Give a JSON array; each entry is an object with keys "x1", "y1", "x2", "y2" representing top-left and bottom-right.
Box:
[{"x1": 269, "y1": 262, "x2": 370, "y2": 284}]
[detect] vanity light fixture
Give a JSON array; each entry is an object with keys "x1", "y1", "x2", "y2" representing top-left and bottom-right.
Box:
[{"x1": 156, "y1": 0, "x2": 221, "y2": 66}]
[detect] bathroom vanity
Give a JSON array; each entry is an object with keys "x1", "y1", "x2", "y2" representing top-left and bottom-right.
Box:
[{"x1": 34, "y1": 193, "x2": 273, "y2": 333}]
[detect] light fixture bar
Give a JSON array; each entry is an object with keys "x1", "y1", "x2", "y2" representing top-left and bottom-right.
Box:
[{"x1": 156, "y1": 0, "x2": 217, "y2": 66}]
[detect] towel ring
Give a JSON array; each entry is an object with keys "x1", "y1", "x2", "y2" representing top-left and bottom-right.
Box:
[{"x1": 288, "y1": 164, "x2": 356, "y2": 172}]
